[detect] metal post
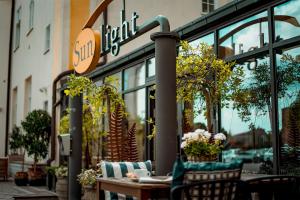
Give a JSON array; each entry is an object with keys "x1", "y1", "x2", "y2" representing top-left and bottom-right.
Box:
[
  {"x1": 151, "y1": 32, "x2": 179, "y2": 175},
  {"x1": 69, "y1": 95, "x2": 82, "y2": 200}
]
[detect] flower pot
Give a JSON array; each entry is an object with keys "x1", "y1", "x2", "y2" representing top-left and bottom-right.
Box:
[
  {"x1": 187, "y1": 155, "x2": 218, "y2": 162},
  {"x1": 56, "y1": 177, "x2": 68, "y2": 200},
  {"x1": 82, "y1": 185, "x2": 96, "y2": 200},
  {"x1": 28, "y1": 167, "x2": 46, "y2": 186},
  {"x1": 14, "y1": 171, "x2": 28, "y2": 186}
]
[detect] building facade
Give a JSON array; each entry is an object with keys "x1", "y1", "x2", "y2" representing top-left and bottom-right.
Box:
[
  {"x1": 0, "y1": 0, "x2": 12, "y2": 157},
  {"x1": 82, "y1": 0, "x2": 300, "y2": 175}
]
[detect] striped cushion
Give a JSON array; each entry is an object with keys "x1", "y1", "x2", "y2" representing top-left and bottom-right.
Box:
[{"x1": 100, "y1": 160, "x2": 152, "y2": 200}]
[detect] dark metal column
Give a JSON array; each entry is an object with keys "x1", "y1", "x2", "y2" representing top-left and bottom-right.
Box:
[
  {"x1": 69, "y1": 95, "x2": 82, "y2": 200},
  {"x1": 151, "y1": 32, "x2": 179, "y2": 175}
]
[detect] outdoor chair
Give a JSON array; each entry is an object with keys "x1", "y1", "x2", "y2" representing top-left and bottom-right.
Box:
[
  {"x1": 171, "y1": 179, "x2": 243, "y2": 200},
  {"x1": 171, "y1": 157, "x2": 244, "y2": 200},
  {"x1": 244, "y1": 175, "x2": 300, "y2": 200}
]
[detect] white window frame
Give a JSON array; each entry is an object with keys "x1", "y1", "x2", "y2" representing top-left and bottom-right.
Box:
[
  {"x1": 202, "y1": 0, "x2": 215, "y2": 13},
  {"x1": 15, "y1": 6, "x2": 21, "y2": 50},
  {"x1": 28, "y1": 0, "x2": 34, "y2": 33},
  {"x1": 45, "y1": 24, "x2": 51, "y2": 53}
]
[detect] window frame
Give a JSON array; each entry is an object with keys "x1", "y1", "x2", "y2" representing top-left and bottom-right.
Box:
[
  {"x1": 44, "y1": 24, "x2": 51, "y2": 54},
  {"x1": 27, "y1": 0, "x2": 34, "y2": 35}
]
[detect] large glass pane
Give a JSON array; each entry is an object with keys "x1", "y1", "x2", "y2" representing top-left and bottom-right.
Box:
[
  {"x1": 147, "y1": 57, "x2": 155, "y2": 77},
  {"x1": 274, "y1": 0, "x2": 300, "y2": 42},
  {"x1": 124, "y1": 89, "x2": 146, "y2": 161},
  {"x1": 218, "y1": 11, "x2": 269, "y2": 59},
  {"x1": 190, "y1": 33, "x2": 214, "y2": 47},
  {"x1": 277, "y1": 46, "x2": 300, "y2": 175},
  {"x1": 221, "y1": 56, "x2": 272, "y2": 174},
  {"x1": 124, "y1": 63, "x2": 145, "y2": 90}
]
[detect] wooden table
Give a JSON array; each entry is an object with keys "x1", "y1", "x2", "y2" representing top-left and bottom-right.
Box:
[{"x1": 96, "y1": 177, "x2": 170, "y2": 200}]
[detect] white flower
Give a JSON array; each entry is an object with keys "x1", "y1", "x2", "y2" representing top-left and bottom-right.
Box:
[
  {"x1": 214, "y1": 133, "x2": 226, "y2": 141},
  {"x1": 180, "y1": 141, "x2": 187, "y2": 149},
  {"x1": 182, "y1": 132, "x2": 192, "y2": 140},
  {"x1": 201, "y1": 131, "x2": 211, "y2": 140},
  {"x1": 194, "y1": 129, "x2": 205, "y2": 134}
]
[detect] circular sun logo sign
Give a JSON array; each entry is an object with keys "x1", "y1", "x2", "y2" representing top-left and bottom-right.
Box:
[{"x1": 73, "y1": 28, "x2": 100, "y2": 74}]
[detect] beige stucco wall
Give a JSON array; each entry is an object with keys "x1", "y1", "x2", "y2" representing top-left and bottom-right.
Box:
[
  {"x1": 89, "y1": 0, "x2": 232, "y2": 63},
  {"x1": 0, "y1": 0, "x2": 12, "y2": 157}
]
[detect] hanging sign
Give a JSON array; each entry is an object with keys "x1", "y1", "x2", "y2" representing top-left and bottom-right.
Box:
[{"x1": 73, "y1": 28, "x2": 100, "y2": 74}]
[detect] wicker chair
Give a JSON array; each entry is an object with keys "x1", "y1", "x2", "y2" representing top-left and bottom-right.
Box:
[
  {"x1": 244, "y1": 175, "x2": 300, "y2": 200},
  {"x1": 171, "y1": 179, "x2": 243, "y2": 200}
]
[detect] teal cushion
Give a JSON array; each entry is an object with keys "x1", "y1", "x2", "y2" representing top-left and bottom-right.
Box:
[
  {"x1": 171, "y1": 158, "x2": 243, "y2": 188},
  {"x1": 100, "y1": 160, "x2": 152, "y2": 200}
]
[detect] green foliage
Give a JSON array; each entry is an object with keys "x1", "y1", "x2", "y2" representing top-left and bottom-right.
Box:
[
  {"x1": 183, "y1": 140, "x2": 222, "y2": 157},
  {"x1": 21, "y1": 110, "x2": 51, "y2": 164},
  {"x1": 176, "y1": 41, "x2": 244, "y2": 131},
  {"x1": 59, "y1": 114, "x2": 70, "y2": 134},
  {"x1": 232, "y1": 53, "x2": 300, "y2": 122},
  {"x1": 9, "y1": 125, "x2": 24, "y2": 154}
]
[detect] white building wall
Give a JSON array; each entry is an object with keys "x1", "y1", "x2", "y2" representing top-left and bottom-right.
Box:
[
  {"x1": 10, "y1": 0, "x2": 54, "y2": 131},
  {"x1": 89, "y1": 0, "x2": 232, "y2": 63},
  {"x1": 0, "y1": 0, "x2": 12, "y2": 157}
]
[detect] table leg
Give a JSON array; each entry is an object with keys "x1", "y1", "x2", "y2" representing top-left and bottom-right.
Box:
[{"x1": 97, "y1": 181, "x2": 100, "y2": 200}]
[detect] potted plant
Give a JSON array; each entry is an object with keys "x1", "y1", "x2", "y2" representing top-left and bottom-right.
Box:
[
  {"x1": 181, "y1": 129, "x2": 226, "y2": 162},
  {"x1": 46, "y1": 166, "x2": 57, "y2": 191},
  {"x1": 176, "y1": 41, "x2": 243, "y2": 132},
  {"x1": 21, "y1": 109, "x2": 51, "y2": 186},
  {"x1": 9, "y1": 125, "x2": 28, "y2": 186},
  {"x1": 55, "y1": 166, "x2": 68, "y2": 200},
  {"x1": 77, "y1": 168, "x2": 100, "y2": 200}
]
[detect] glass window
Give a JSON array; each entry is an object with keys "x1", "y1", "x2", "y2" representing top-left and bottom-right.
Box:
[
  {"x1": 124, "y1": 63, "x2": 145, "y2": 90},
  {"x1": 15, "y1": 7, "x2": 21, "y2": 49},
  {"x1": 147, "y1": 57, "x2": 155, "y2": 77},
  {"x1": 218, "y1": 11, "x2": 269, "y2": 59},
  {"x1": 276, "y1": 46, "x2": 300, "y2": 175},
  {"x1": 12, "y1": 87, "x2": 18, "y2": 126},
  {"x1": 190, "y1": 33, "x2": 214, "y2": 47},
  {"x1": 45, "y1": 24, "x2": 51, "y2": 52},
  {"x1": 24, "y1": 76, "x2": 32, "y2": 117},
  {"x1": 202, "y1": 0, "x2": 214, "y2": 13},
  {"x1": 29, "y1": 0, "x2": 34, "y2": 30},
  {"x1": 124, "y1": 89, "x2": 146, "y2": 161},
  {"x1": 274, "y1": 0, "x2": 300, "y2": 42},
  {"x1": 221, "y1": 56, "x2": 272, "y2": 173}
]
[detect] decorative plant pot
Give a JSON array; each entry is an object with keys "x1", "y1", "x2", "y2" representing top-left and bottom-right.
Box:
[
  {"x1": 28, "y1": 167, "x2": 46, "y2": 186},
  {"x1": 14, "y1": 171, "x2": 28, "y2": 186},
  {"x1": 82, "y1": 185, "x2": 96, "y2": 200},
  {"x1": 56, "y1": 177, "x2": 68, "y2": 200},
  {"x1": 187, "y1": 155, "x2": 218, "y2": 162}
]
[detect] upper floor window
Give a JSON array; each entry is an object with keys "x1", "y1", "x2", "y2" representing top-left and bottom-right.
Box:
[
  {"x1": 15, "y1": 6, "x2": 21, "y2": 50},
  {"x1": 202, "y1": 0, "x2": 214, "y2": 13},
  {"x1": 29, "y1": 0, "x2": 34, "y2": 31},
  {"x1": 45, "y1": 24, "x2": 51, "y2": 53}
]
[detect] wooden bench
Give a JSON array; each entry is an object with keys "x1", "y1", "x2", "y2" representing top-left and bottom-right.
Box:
[{"x1": 0, "y1": 157, "x2": 8, "y2": 181}]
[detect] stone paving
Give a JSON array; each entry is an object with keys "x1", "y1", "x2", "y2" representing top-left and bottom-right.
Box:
[{"x1": 0, "y1": 179, "x2": 57, "y2": 200}]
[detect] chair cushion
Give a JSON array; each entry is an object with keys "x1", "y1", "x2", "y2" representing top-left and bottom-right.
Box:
[
  {"x1": 172, "y1": 158, "x2": 243, "y2": 188},
  {"x1": 100, "y1": 160, "x2": 152, "y2": 200}
]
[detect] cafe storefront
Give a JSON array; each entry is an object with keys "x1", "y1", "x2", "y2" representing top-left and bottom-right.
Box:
[{"x1": 66, "y1": 0, "x2": 300, "y2": 176}]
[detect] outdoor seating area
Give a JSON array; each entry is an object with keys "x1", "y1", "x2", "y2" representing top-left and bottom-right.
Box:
[{"x1": 95, "y1": 158, "x2": 300, "y2": 200}]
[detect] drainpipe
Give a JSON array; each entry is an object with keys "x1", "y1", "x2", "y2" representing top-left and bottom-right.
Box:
[
  {"x1": 5, "y1": 0, "x2": 15, "y2": 156},
  {"x1": 47, "y1": 69, "x2": 74, "y2": 165}
]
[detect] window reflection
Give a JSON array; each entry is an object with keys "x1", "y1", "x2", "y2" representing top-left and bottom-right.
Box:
[
  {"x1": 147, "y1": 57, "x2": 155, "y2": 77},
  {"x1": 218, "y1": 12, "x2": 269, "y2": 58},
  {"x1": 274, "y1": 0, "x2": 300, "y2": 42},
  {"x1": 124, "y1": 89, "x2": 146, "y2": 161},
  {"x1": 190, "y1": 33, "x2": 214, "y2": 47},
  {"x1": 221, "y1": 56, "x2": 272, "y2": 173},
  {"x1": 276, "y1": 46, "x2": 300, "y2": 175},
  {"x1": 124, "y1": 63, "x2": 145, "y2": 90}
]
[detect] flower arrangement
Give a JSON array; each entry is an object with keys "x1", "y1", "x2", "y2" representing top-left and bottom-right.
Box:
[
  {"x1": 77, "y1": 169, "x2": 99, "y2": 187},
  {"x1": 55, "y1": 166, "x2": 68, "y2": 178},
  {"x1": 181, "y1": 129, "x2": 226, "y2": 161}
]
